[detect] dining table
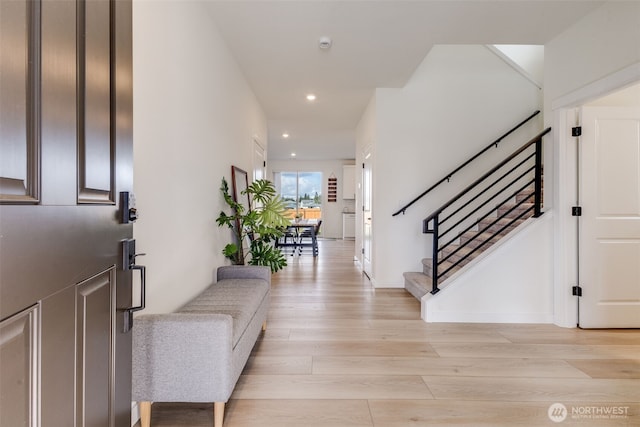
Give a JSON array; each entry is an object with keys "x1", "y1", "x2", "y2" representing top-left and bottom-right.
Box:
[{"x1": 276, "y1": 218, "x2": 320, "y2": 256}]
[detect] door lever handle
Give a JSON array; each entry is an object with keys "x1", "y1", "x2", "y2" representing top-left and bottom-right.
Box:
[{"x1": 132, "y1": 253, "x2": 146, "y2": 261}]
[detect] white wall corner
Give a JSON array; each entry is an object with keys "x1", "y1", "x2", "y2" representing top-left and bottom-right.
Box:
[{"x1": 422, "y1": 213, "x2": 555, "y2": 324}]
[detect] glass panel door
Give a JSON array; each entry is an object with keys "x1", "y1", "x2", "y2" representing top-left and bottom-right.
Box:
[{"x1": 276, "y1": 171, "x2": 322, "y2": 220}]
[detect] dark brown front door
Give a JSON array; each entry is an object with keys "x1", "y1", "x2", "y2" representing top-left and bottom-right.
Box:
[{"x1": 0, "y1": 0, "x2": 134, "y2": 425}]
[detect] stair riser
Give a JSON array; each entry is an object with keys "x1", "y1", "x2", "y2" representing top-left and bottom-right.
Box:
[
  {"x1": 446, "y1": 223, "x2": 516, "y2": 253},
  {"x1": 440, "y1": 220, "x2": 529, "y2": 265},
  {"x1": 404, "y1": 278, "x2": 428, "y2": 300},
  {"x1": 476, "y1": 222, "x2": 521, "y2": 236},
  {"x1": 459, "y1": 234, "x2": 500, "y2": 248},
  {"x1": 423, "y1": 258, "x2": 465, "y2": 278},
  {"x1": 497, "y1": 204, "x2": 534, "y2": 218},
  {"x1": 515, "y1": 192, "x2": 541, "y2": 203}
]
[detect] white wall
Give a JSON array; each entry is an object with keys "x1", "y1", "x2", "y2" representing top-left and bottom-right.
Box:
[
  {"x1": 424, "y1": 214, "x2": 554, "y2": 323},
  {"x1": 545, "y1": 1, "x2": 640, "y2": 327},
  {"x1": 366, "y1": 45, "x2": 542, "y2": 287},
  {"x1": 545, "y1": 1, "x2": 640, "y2": 114},
  {"x1": 133, "y1": 1, "x2": 267, "y2": 314},
  {"x1": 268, "y1": 159, "x2": 356, "y2": 240}
]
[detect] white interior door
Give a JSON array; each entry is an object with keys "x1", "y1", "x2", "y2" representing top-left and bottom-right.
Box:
[
  {"x1": 362, "y1": 148, "x2": 373, "y2": 278},
  {"x1": 578, "y1": 106, "x2": 640, "y2": 328}
]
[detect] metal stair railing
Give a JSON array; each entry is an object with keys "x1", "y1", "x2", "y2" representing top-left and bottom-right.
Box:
[{"x1": 423, "y1": 127, "x2": 551, "y2": 294}]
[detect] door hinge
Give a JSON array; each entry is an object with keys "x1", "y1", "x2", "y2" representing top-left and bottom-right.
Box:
[
  {"x1": 362, "y1": 248, "x2": 365, "y2": 254},
  {"x1": 572, "y1": 126, "x2": 582, "y2": 137},
  {"x1": 263, "y1": 161, "x2": 266, "y2": 167},
  {"x1": 572, "y1": 285, "x2": 583, "y2": 297},
  {"x1": 572, "y1": 206, "x2": 582, "y2": 216}
]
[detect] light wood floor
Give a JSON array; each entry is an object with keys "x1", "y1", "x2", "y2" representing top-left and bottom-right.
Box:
[{"x1": 141, "y1": 239, "x2": 640, "y2": 426}]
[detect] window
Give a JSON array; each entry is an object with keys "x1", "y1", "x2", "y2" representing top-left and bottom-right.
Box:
[{"x1": 274, "y1": 171, "x2": 322, "y2": 219}]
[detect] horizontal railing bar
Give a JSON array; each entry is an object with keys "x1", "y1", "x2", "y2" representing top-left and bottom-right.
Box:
[
  {"x1": 439, "y1": 164, "x2": 534, "y2": 239},
  {"x1": 439, "y1": 177, "x2": 534, "y2": 248},
  {"x1": 423, "y1": 162, "x2": 534, "y2": 237},
  {"x1": 438, "y1": 201, "x2": 535, "y2": 278},
  {"x1": 424, "y1": 127, "x2": 550, "y2": 225},
  {"x1": 439, "y1": 191, "x2": 534, "y2": 264},
  {"x1": 440, "y1": 150, "x2": 535, "y2": 226},
  {"x1": 438, "y1": 151, "x2": 536, "y2": 231},
  {"x1": 392, "y1": 111, "x2": 541, "y2": 217}
]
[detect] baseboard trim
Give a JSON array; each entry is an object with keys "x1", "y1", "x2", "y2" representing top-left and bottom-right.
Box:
[{"x1": 425, "y1": 310, "x2": 554, "y2": 324}]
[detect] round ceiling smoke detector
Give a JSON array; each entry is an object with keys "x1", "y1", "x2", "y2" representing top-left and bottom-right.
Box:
[{"x1": 318, "y1": 37, "x2": 332, "y2": 50}]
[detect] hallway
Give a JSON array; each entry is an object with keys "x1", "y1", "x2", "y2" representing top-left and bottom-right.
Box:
[{"x1": 144, "y1": 239, "x2": 640, "y2": 426}]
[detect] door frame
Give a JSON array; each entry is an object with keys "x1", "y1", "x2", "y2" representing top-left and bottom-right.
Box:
[
  {"x1": 576, "y1": 105, "x2": 640, "y2": 328},
  {"x1": 552, "y1": 62, "x2": 640, "y2": 327},
  {"x1": 252, "y1": 137, "x2": 266, "y2": 183},
  {"x1": 361, "y1": 145, "x2": 374, "y2": 280}
]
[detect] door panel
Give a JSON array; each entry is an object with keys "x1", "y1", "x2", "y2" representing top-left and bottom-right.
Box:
[
  {"x1": 0, "y1": 206, "x2": 131, "y2": 317},
  {"x1": 595, "y1": 119, "x2": 640, "y2": 215},
  {"x1": 0, "y1": 306, "x2": 39, "y2": 427},
  {"x1": 579, "y1": 107, "x2": 640, "y2": 328},
  {"x1": 39, "y1": 0, "x2": 79, "y2": 205},
  {"x1": 78, "y1": 0, "x2": 113, "y2": 203},
  {"x1": 76, "y1": 269, "x2": 115, "y2": 427},
  {"x1": 40, "y1": 286, "x2": 76, "y2": 427},
  {"x1": 0, "y1": 0, "x2": 39, "y2": 202}
]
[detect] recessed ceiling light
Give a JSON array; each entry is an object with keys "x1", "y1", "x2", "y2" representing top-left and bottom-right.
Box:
[
  {"x1": 291, "y1": 152, "x2": 296, "y2": 157},
  {"x1": 306, "y1": 94, "x2": 316, "y2": 101},
  {"x1": 282, "y1": 133, "x2": 289, "y2": 138}
]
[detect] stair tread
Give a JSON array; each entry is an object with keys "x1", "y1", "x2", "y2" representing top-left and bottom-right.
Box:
[{"x1": 403, "y1": 272, "x2": 432, "y2": 300}]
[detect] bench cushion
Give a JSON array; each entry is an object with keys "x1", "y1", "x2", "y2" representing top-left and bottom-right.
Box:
[{"x1": 177, "y1": 278, "x2": 269, "y2": 348}]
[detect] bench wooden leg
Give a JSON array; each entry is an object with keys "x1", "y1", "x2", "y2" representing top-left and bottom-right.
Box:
[
  {"x1": 140, "y1": 401, "x2": 152, "y2": 427},
  {"x1": 262, "y1": 320, "x2": 267, "y2": 331},
  {"x1": 214, "y1": 402, "x2": 225, "y2": 427}
]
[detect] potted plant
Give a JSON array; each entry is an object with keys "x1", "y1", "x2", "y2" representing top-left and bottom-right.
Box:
[{"x1": 216, "y1": 177, "x2": 290, "y2": 272}]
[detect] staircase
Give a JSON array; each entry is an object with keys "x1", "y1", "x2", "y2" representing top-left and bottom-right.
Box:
[
  {"x1": 392, "y1": 111, "x2": 551, "y2": 305},
  {"x1": 404, "y1": 184, "x2": 538, "y2": 300}
]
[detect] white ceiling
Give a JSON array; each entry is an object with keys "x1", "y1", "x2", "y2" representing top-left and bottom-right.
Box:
[{"x1": 206, "y1": 1, "x2": 605, "y2": 161}]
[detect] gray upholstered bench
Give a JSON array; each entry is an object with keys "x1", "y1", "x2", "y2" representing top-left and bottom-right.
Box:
[{"x1": 132, "y1": 265, "x2": 270, "y2": 427}]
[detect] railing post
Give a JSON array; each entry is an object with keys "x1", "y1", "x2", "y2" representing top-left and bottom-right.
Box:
[
  {"x1": 431, "y1": 214, "x2": 440, "y2": 294},
  {"x1": 534, "y1": 137, "x2": 543, "y2": 218}
]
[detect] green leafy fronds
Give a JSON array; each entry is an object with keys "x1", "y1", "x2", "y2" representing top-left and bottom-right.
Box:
[
  {"x1": 216, "y1": 176, "x2": 290, "y2": 273},
  {"x1": 257, "y1": 195, "x2": 291, "y2": 229},
  {"x1": 222, "y1": 243, "x2": 238, "y2": 258},
  {"x1": 248, "y1": 240, "x2": 287, "y2": 273},
  {"x1": 216, "y1": 211, "x2": 235, "y2": 228},
  {"x1": 246, "y1": 179, "x2": 277, "y2": 204},
  {"x1": 221, "y1": 177, "x2": 243, "y2": 215}
]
